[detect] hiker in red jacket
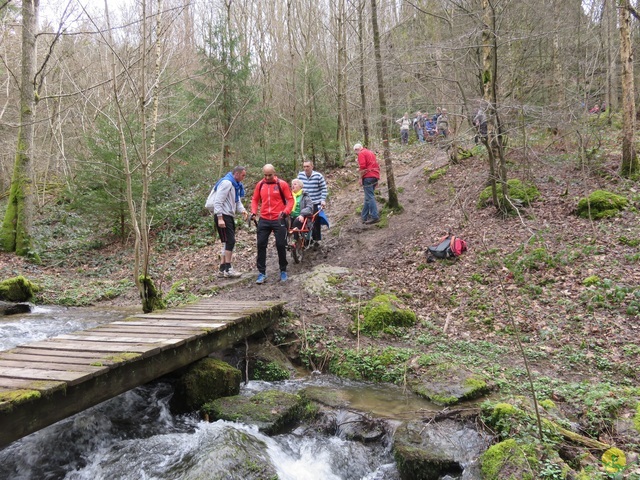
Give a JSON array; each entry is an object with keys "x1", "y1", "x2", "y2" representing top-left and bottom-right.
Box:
[{"x1": 250, "y1": 164, "x2": 294, "y2": 284}]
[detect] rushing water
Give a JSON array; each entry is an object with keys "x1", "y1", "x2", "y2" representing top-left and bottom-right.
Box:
[{"x1": 0, "y1": 307, "x2": 470, "y2": 480}]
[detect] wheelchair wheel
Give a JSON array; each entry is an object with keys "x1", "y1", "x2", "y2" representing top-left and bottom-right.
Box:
[{"x1": 292, "y1": 236, "x2": 304, "y2": 263}]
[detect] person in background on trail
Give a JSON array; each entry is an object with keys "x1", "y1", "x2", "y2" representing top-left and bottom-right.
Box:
[
  {"x1": 432, "y1": 107, "x2": 442, "y2": 122},
  {"x1": 396, "y1": 112, "x2": 411, "y2": 145},
  {"x1": 205, "y1": 166, "x2": 248, "y2": 278},
  {"x1": 423, "y1": 113, "x2": 437, "y2": 140},
  {"x1": 353, "y1": 143, "x2": 380, "y2": 225},
  {"x1": 589, "y1": 104, "x2": 600, "y2": 115},
  {"x1": 437, "y1": 108, "x2": 450, "y2": 137},
  {"x1": 297, "y1": 160, "x2": 327, "y2": 246},
  {"x1": 473, "y1": 108, "x2": 488, "y2": 144},
  {"x1": 250, "y1": 164, "x2": 294, "y2": 284},
  {"x1": 290, "y1": 178, "x2": 313, "y2": 241},
  {"x1": 413, "y1": 111, "x2": 425, "y2": 143}
]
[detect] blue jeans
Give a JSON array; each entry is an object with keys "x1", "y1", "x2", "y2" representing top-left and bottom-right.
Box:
[
  {"x1": 417, "y1": 128, "x2": 424, "y2": 143},
  {"x1": 362, "y1": 178, "x2": 379, "y2": 222}
]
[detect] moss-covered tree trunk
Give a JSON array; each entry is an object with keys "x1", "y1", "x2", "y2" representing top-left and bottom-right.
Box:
[
  {"x1": 0, "y1": 0, "x2": 40, "y2": 262},
  {"x1": 619, "y1": 0, "x2": 638, "y2": 177},
  {"x1": 481, "y1": 0, "x2": 509, "y2": 214},
  {"x1": 371, "y1": 0, "x2": 400, "y2": 211}
]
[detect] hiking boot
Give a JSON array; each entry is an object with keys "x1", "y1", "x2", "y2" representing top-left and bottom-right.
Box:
[
  {"x1": 217, "y1": 270, "x2": 226, "y2": 278},
  {"x1": 224, "y1": 268, "x2": 242, "y2": 278},
  {"x1": 364, "y1": 217, "x2": 380, "y2": 225},
  {"x1": 256, "y1": 273, "x2": 267, "y2": 284},
  {"x1": 280, "y1": 271, "x2": 288, "y2": 282}
]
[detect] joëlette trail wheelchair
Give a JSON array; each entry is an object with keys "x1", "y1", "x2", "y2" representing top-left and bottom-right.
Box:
[{"x1": 286, "y1": 208, "x2": 322, "y2": 264}]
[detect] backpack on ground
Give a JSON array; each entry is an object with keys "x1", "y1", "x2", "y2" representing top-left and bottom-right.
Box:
[{"x1": 426, "y1": 233, "x2": 468, "y2": 261}]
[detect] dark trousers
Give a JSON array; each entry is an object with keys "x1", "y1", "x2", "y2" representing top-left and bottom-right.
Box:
[
  {"x1": 256, "y1": 218, "x2": 288, "y2": 274},
  {"x1": 312, "y1": 204, "x2": 322, "y2": 241}
]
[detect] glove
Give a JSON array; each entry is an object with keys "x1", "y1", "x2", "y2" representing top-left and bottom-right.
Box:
[
  {"x1": 250, "y1": 213, "x2": 257, "y2": 222},
  {"x1": 278, "y1": 212, "x2": 286, "y2": 220}
]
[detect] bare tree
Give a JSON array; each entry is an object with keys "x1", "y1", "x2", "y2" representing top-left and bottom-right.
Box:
[
  {"x1": 619, "y1": 0, "x2": 637, "y2": 177},
  {"x1": 370, "y1": 0, "x2": 399, "y2": 210}
]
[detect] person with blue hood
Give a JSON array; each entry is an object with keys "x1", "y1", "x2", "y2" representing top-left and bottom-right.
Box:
[{"x1": 205, "y1": 166, "x2": 248, "y2": 278}]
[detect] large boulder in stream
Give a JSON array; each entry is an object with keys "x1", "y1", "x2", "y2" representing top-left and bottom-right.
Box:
[
  {"x1": 393, "y1": 418, "x2": 491, "y2": 480},
  {"x1": 180, "y1": 425, "x2": 278, "y2": 480},
  {"x1": 170, "y1": 358, "x2": 241, "y2": 414},
  {"x1": 407, "y1": 363, "x2": 492, "y2": 406}
]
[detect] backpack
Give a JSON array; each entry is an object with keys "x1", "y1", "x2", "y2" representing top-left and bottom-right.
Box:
[
  {"x1": 426, "y1": 234, "x2": 467, "y2": 260},
  {"x1": 257, "y1": 178, "x2": 287, "y2": 205}
]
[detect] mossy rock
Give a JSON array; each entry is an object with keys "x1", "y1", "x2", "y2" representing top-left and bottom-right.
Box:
[
  {"x1": 478, "y1": 179, "x2": 540, "y2": 209},
  {"x1": 355, "y1": 294, "x2": 417, "y2": 335},
  {"x1": 0, "y1": 276, "x2": 37, "y2": 302},
  {"x1": 480, "y1": 438, "x2": 538, "y2": 480},
  {"x1": 170, "y1": 358, "x2": 241, "y2": 414},
  {"x1": 427, "y1": 167, "x2": 448, "y2": 183},
  {"x1": 249, "y1": 339, "x2": 294, "y2": 381},
  {"x1": 576, "y1": 189, "x2": 628, "y2": 220},
  {"x1": 301, "y1": 386, "x2": 351, "y2": 408},
  {"x1": 202, "y1": 390, "x2": 308, "y2": 435},
  {"x1": 408, "y1": 364, "x2": 491, "y2": 406}
]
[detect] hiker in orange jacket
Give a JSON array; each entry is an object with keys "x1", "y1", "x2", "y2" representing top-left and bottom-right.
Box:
[{"x1": 250, "y1": 164, "x2": 294, "y2": 284}]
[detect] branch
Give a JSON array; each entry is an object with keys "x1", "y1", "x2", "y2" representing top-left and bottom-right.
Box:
[{"x1": 628, "y1": 4, "x2": 640, "y2": 22}]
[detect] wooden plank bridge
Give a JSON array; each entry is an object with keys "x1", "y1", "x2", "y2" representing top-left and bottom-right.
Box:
[{"x1": 0, "y1": 299, "x2": 284, "y2": 449}]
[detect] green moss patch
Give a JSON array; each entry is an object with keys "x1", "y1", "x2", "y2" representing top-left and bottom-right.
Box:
[
  {"x1": 202, "y1": 390, "x2": 307, "y2": 435},
  {"x1": 0, "y1": 388, "x2": 41, "y2": 408},
  {"x1": 356, "y1": 294, "x2": 417, "y2": 335},
  {"x1": 0, "y1": 276, "x2": 37, "y2": 302},
  {"x1": 478, "y1": 179, "x2": 540, "y2": 209},
  {"x1": 577, "y1": 189, "x2": 628, "y2": 220},
  {"x1": 480, "y1": 438, "x2": 537, "y2": 480}
]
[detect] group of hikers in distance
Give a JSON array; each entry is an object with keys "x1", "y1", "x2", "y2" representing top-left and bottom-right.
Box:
[
  {"x1": 396, "y1": 107, "x2": 450, "y2": 144},
  {"x1": 205, "y1": 143, "x2": 381, "y2": 284},
  {"x1": 396, "y1": 106, "x2": 489, "y2": 145}
]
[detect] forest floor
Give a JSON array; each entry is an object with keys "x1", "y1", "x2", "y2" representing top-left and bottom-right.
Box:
[{"x1": 2, "y1": 135, "x2": 640, "y2": 467}]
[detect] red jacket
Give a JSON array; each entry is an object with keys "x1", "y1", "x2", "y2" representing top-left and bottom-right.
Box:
[
  {"x1": 251, "y1": 177, "x2": 294, "y2": 221},
  {"x1": 357, "y1": 148, "x2": 380, "y2": 180}
]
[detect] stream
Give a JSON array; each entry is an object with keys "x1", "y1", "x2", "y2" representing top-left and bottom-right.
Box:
[{"x1": 0, "y1": 306, "x2": 481, "y2": 480}]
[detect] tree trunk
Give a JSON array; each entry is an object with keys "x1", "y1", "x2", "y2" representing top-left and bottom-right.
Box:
[
  {"x1": 620, "y1": 0, "x2": 637, "y2": 177},
  {"x1": 1, "y1": 0, "x2": 40, "y2": 262},
  {"x1": 605, "y1": 0, "x2": 618, "y2": 113},
  {"x1": 357, "y1": 0, "x2": 370, "y2": 147},
  {"x1": 370, "y1": 0, "x2": 399, "y2": 211}
]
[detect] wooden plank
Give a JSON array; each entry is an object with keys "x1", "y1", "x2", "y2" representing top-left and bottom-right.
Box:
[
  {"x1": 112, "y1": 320, "x2": 226, "y2": 329},
  {"x1": 21, "y1": 340, "x2": 159, "y2": 354},
  {"x1": 54, "y1": 334, "x2": 184, "y2": 345},
  {"x1": 0, "y1": 359, "x2": 107, "y2": 374},
  {"x1": 0, "y1": 366, "x2": 96, "y2": 385},
  {"x1": 0, "y1": 352, "x2": 110, "y2": 365},
  {"x1": 91, "y1": 326, "x2": 200, "y2": 336},
  {"x1": 5, "y1": 348, "x2": 108, "y2": 360},
  {"x1": 0, "y1": 376, "x2": 66, "y2": 391},
  {"x1": 131, "y1": 313, "x2": 241, "y2": 320}
]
